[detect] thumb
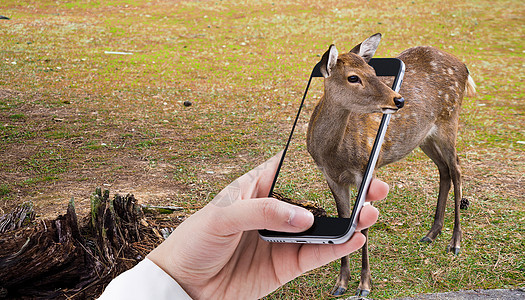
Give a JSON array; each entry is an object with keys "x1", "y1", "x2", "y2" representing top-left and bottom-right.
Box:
[{"x1": 214, "y1": 198, "x2": 314, "y2": 235}]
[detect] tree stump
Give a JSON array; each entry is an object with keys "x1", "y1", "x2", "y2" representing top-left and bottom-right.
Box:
[
  {"x1": 0, "y1": 202, "x2": 35, "y2": 234},
  {"x1": 272, "y1": 192, "x2": 327, "y2": 217},
  {"x1": 0, "y1": 188, "x2": 172, "y2": 299}
]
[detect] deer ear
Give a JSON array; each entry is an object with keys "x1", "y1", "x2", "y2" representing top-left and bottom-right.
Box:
[
  {"x1": 320, "y1": 44, "x2": 338, "y2": 78},
  {"x1": 349, "y1": 33, "x2": 382, "y2": 62}
]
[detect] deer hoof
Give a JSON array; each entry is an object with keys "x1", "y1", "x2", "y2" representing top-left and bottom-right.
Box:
[
  {"x1": 356, "y1": 288, "x2": 370, "y2": 298},
  {"x1": 446, "y1": 245, "x2": 461, "y2": 255},
  {"x1": 420, "y1": 236, "x2": 433, "y2": 243},
  {"x1": 331, "y1": 286, "x2": 347, "y2": 296},
  {"x1": 460, "y1": 198, "x2": 470, "y2": 209}
]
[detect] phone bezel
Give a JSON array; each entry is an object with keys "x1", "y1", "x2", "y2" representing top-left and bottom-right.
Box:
[{"x1": 259, "y1": 57, "x2": 405, "y2": 244}]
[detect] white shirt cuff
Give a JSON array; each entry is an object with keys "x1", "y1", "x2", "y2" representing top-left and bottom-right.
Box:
[{"x1": 98, "y1": 258, "x2": 192, "y2": 299}]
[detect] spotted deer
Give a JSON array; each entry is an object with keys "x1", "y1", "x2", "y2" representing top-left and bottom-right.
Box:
[{"x1": 306, "y1": 33, "x2": 476, "y2": 296}]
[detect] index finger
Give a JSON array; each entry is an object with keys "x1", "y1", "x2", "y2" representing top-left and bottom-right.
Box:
[
  {"x1": 366, "y1": 178, "x2": 389, "y2": 202},
  {"x1": 211, "y1": 152, "x2": 283, "y2": 207},
  {"x1": 235, "y1": 151, "x2": 283, "y2": 199}
]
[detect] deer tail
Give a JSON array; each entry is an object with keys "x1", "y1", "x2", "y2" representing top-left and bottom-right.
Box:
[{"x1": 465, "y1": 67, "x2": 476, "y2": 97}]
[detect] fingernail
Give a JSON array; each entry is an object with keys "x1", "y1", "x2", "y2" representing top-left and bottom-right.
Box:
[{"x1": 288, "y1": 207, "x2": 314, "y2": 228}]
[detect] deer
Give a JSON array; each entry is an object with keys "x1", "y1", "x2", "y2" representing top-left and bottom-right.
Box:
[{"x1": 306, "y1": 33, "x2": 476, "y2": 297}]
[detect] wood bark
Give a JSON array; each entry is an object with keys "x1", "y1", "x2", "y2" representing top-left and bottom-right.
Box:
[{"x1": 0, "y1": 189, "x2": 167, "y2": 299}]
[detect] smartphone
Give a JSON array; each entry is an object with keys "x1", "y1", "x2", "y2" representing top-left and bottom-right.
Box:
[{"x1": 259, "y1": 57, "x2": 405, "y2": 244}]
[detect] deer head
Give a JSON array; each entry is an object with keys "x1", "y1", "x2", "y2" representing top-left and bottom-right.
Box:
[{"x1": 319, "y1": 33, "x2": 404, "y2": 114}]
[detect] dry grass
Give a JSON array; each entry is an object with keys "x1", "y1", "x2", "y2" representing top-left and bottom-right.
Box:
[{"x1": 0, "y1": 0, "x2": 523, "y2": 298}]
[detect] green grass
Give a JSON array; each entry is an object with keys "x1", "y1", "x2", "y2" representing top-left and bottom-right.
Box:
[
  {"x1": 0, "y1": 184, "x2": 11, "y2": 197},
  {"x1": 8, "y1": 113, "x2": 26, "y2": 120},
  {"x1": 0, "y1": 0, "x2": 523, "y2": 298}
]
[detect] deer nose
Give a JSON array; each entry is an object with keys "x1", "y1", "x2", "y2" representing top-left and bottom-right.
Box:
[{"x1": 394, "y1": 97, "x2": 405, "y2": 109}]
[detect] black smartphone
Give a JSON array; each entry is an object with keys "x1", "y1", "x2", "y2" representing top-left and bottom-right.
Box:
[{"x1": 259, "y1": 57, "x2": 405, "y2": 244}]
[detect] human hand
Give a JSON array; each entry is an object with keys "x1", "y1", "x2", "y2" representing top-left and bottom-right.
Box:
[{"x1": 147, "y1": 152, "x2": 389, "y2": 299}]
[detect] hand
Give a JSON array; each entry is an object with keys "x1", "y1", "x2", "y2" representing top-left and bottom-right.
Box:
[{"x1": 147, "y1": 152, "x2": 389, "y2": 299}]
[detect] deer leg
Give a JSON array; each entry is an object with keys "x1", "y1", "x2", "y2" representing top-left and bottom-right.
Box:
[
  {"x1": 420, "y1": 143, "x2": 452, "y2": 243},
  {"x1": 325, "y1": 177, "x2": 352, "y2": 296},
  {"x1": 356, "y1": 227, "x2": 371, "y2": 297},
  {"x1": 445, "y1": 153, "x2": 463, "y2": 255},
  {"x1": 421, "y1": 139, "x2": 464, "y2": 254},
  {"x1": 332, "y1": 256, "x2": 351, "y2": 296}
]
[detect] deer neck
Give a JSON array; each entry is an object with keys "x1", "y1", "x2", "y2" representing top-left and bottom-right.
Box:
[{"x1": 307, "y1": 94, "x2": 353, "y2": 154}]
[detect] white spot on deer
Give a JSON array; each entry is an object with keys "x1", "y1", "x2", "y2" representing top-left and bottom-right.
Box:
[
  {"x1": 367, "y1": 136, "x2": 375, "y2": 148},
  {"x1": 447, "y1": 68, "x2": 454, "y2": 75},
  {"x1": 430, "y1": 61, "x2": 438, "y2": 71}
]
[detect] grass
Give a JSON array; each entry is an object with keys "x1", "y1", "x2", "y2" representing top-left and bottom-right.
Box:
[
  {"x1": 0, "y1": 184, "x2": 11, "y2": 197},
  {"x1": 0, "y1": 0, "x2": 523, "y2": 298}
]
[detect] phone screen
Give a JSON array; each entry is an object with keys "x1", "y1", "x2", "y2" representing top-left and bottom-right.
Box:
[
  {"x1": 268, "y1": 96, "x2": 333, "y2": 217},
  {"x1": 259, "y1": 57, "x2": 405, "y2": 244},
  {"x1": 262, "y1": 84, "x2": 351, "y2": 242}
]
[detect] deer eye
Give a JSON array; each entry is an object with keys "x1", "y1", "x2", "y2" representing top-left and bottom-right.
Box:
[{"x1": 348, "y1": 75, "x2": 360, "y2": 83}]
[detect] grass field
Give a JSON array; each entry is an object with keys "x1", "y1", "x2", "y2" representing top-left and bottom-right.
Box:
[{"x1": 0, "y1": 0, "x2": 523, "y2": 298}]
